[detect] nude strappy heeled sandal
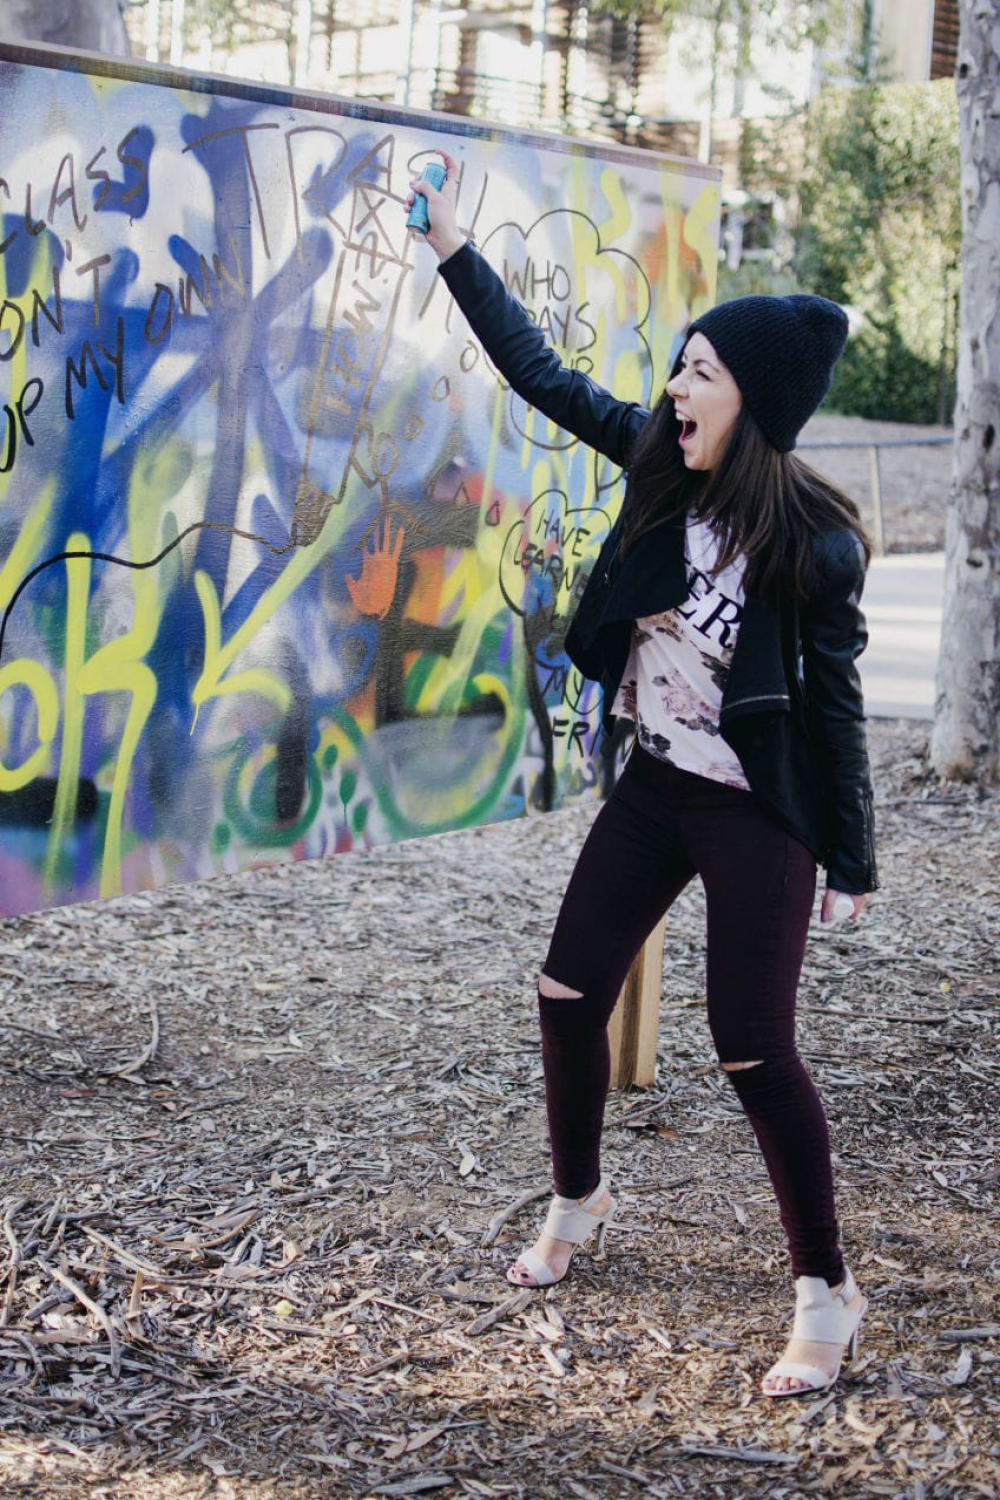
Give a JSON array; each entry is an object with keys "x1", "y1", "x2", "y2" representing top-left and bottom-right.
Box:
[
  {"x1": 762, "y1": 1266, "x2": 868, "y2": 1398},
  {"x1": 506, "y1": 1178, "x2": 616, "y2": 1288}
]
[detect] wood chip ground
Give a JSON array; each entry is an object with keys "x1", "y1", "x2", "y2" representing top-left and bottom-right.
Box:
[
  {"x1": 0, "y1": 429, "x2": 993, "y2": 1498},
  {"x1": 1, "y1": 717, "x2": 997, "y2": 1500}
]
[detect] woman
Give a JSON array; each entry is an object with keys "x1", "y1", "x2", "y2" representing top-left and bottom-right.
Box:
[{"x1": 410, "y1": 156, "x2": 876, "y2": 1399}]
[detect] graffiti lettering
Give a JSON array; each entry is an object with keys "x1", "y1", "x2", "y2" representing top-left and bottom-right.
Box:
[
  {"x1": 0, "y1": 267, "x2": 66, "y2": 368},
  {"x1": 65, "y1": 317, "x2": 125, "y2": 419},
  {"x1": 0, "y1": 176, "x2": 14, "y2": 254},
  {"x1": 144, "y1": 283, "x2": 173, "y2": 344},
  {"x1": 488, "y1": 220, "x2": 655, "y2": 455},
  {"x1": 503, "y1": 257, "x2": 597, "y2": 362},
  {"x1": 47, "y1": 152, "x2": 89, "y2": 235},
  {"x1": 539, "y1": 662, "x2": 568, "y2": 697},
  {"x1": 323, "y1": 279, "x2": 382, "y2": 416},
  {"x1": 505, "y1": 258, "x2": 571, "y2": 304},
  {"x1": 76, "y1": 253, "x2": 112, "y2": 327},
  {"x1": 533, "y1": 511, "x2": 593, "y2": 555},
  {"x1": 0, "y1": 378, "x2": 44, "y2": 475},
  {"x1": 552, "y1": 716, "x2": 593, "y2": 754},
  {"x1": 0, "y1": 42, "x2": 717, "y2": 917},
  {"x1": 177, "y1": 254, "x2": 214, "y2": 316},
  {"x1": 182, "y1": 122, "x2": 280, "y2": 261},
  {"x1": 141, "y1": 238, "x2": 251, "y2": 344},
  {"x1": 24, "y1": 182, "x2": 51, "y2": 238},
  {"x1": 0, "y1": 127, "x2": 153, "y2": 258},
  {"x1": 0, "y1": 298, "x2": 26, "y2": 360},
  {"x1": 0, "y1": 658, "x2": 59, "y2": 791},
  {"x1": 511, "y1": 536, "x2": 569, "y2": 588},
  {"x1": 50, "y1": 537, "x2": 160, "y2": 900},
  {"x1": 191, "y1": 569, "x2": 293, "y2": 730},
  {"x1": 532, "y1": 301, "x2": 597, "y2": 356},
  {"x1": 86, "y1": 128, "x2": 153, "y2": 213},
  {"x1": 294, "y1": 179, "x2": 412, "y2": 542},
  {"x1": 32, "y1": 265, "x2": 65, "y2": 348},
  {"x1": 285, "y1": 125, "x2": 349, "y2": 253},
  {"x1": 500, "y1": 491, "x2": 603, "y2": 623}
]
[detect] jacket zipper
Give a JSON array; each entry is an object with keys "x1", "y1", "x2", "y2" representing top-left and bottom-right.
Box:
[
  {"x1": 864, "y1": 788, "x2": 877, "y2": 882},
  {"x1": 723, "y1": 691, "x2": 791, "y2": 712}
]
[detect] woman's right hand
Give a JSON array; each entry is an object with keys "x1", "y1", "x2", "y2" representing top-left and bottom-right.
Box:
[{"x1": 407, "y1": 151, "x2": 467, "y2": 263}]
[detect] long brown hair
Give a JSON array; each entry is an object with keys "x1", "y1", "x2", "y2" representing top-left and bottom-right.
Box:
[{"x1": 623, "y1": 385, "x2": 871, "y2": 601}]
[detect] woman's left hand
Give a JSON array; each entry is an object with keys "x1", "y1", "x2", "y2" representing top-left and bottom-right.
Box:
[{"x1": 821, "y1": 889, "x2": 872, "y2": 923}]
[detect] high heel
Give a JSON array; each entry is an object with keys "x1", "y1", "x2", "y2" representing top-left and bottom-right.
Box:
[
  {"x1": 505, "y1": 1178, "x2": 616, "y2": 1288},
  {"x1": 761, "y1": 1266, "x2": 867, "y2": 1398}
]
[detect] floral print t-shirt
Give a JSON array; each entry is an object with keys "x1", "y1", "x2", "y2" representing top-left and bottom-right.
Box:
[{"x1": 612, "y1": 516, "x2": 750, "y2": 790}]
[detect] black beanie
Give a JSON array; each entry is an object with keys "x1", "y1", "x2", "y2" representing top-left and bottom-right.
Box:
[{"x1": 687, "y1": 293, "x2": 849, "y2": 453}]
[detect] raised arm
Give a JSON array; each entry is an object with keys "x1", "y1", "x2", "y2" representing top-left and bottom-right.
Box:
[{"x1": 409, "y1": 154, "x2": 648, "y2": 468}]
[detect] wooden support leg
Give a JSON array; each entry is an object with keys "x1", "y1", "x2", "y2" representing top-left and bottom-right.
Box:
[{"x1": 608, "y1": 917, "x2": 666, "y2": 1089}]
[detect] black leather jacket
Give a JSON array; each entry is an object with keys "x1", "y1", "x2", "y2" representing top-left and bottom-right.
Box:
[{"x1": 439, "y1": 242, "x2": 878, "y2": 894}]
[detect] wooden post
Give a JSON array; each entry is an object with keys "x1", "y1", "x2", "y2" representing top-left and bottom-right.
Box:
[
  {"x1": 608, "y1": 917, "x2": 665, "y2": 1088},
  {"x1": 868, "y1": 444, "x2": 885, "y2": 557}
]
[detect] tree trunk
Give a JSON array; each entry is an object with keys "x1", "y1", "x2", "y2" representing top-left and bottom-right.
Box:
[
  {"x1": 930, "y1": 0, "x2": 1000, "y2": 782},
  {"x1": 0, "y1": 0, "x2": 130, "y2": 54}
]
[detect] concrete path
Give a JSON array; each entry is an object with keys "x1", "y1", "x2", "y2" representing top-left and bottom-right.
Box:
[{"x1": 859, "y1": 552, "x2": 944, "y2": 720}]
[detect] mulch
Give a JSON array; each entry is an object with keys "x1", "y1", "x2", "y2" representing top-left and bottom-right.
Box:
[{"x1": 1, "y1": 712, "x2": 998, "y2": 1500}]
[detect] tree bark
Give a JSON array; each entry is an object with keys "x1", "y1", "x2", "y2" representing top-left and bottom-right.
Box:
[
  {"x1": 0, "y1": 0, "x2": 130, "y2": 55},
  {"x1": 930, "y1": 0, "x2": 1000, "y2": 782}
]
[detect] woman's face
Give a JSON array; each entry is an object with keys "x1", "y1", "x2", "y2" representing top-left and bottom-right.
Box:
[{"x1": 665, "y1": 332, "x2": 743, "y2": 471}]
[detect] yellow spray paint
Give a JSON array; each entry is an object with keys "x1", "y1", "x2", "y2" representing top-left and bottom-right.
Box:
[
  {"x1": 190, "y1": 500, "x2": 352, "y2": 729},
  {"x1": 0, "y1": 658, "x2": 59, "y2": 791},
  {"x1": 0, "y1": 479, "x2": 58, "y2": 791},
  {"x1": 44, "y1": 536, "x2": 91, "y2": 892},
  {"x1": 685, "y1": 180, "x2": 721, "y2": 320}
]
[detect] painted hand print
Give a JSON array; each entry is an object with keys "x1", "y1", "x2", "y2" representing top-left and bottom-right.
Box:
[
  {"x1": 0, "y1": 40, "x2": 719, "y2": 917},
  {"x1": 345, "y1": 517, "x2": 405, "y2": 620}
]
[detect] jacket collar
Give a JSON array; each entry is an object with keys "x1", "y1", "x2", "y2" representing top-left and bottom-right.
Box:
[{"x1": 602, "y1": 518, "x2": 686, "y2": 622}]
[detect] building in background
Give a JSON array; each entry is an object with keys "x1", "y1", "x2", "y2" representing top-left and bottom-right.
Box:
[
  {"x1": 124, "y1": 2, "x2": 664, "y2": 141},
  {"x1": 119, "y1": 0, "x2": 959, "y2": 283},
  {"x1": 121, "y1": 2, "x2": 959, "y2": 145},
  {"x1": 880, "y1": 0, "x2": 960, "y2": 82}
]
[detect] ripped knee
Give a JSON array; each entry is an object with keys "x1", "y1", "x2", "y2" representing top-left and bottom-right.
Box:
[
  {"x1": 538, "y1": 971, "x2": 584, "y2": 1000},
  {"x1": 720, "y1": 1059, "x2": 763, "y2": 1072}
]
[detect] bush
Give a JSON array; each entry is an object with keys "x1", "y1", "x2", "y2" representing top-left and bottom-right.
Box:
[
  {"x1": 831, "y1": 322, "x2": 947, "y2": 424},
  {"x1": 794, "y1": 78, "x2": 960, "y2": 425},
  {"x1": 716, "y1": 259, "x2": 801, "y2": 302}
]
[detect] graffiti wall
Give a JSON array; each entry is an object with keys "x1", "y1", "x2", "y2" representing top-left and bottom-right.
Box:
[{"x1": 0, "y1": 41, "x2": 720, "y2": 918}]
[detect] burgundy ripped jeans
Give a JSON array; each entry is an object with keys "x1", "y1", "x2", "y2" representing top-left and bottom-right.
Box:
[{"x1": 539, "y1": 743, "x2": 845, "y2": 1285}]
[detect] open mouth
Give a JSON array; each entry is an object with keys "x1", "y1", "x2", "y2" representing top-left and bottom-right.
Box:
[{"x1": 679, "y1": 418, "x2": 698, "y2": 447}]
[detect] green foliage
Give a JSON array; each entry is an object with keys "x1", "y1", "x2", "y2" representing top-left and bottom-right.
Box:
[
  {"x1": 828, "y1": 322, "x2": 950, "y2": 425},
  {"x1": 795, "y1": 78, "x2": 961, "y2": 423},
  {"x1": 591, "y1": 0, "x2": 842, "y2": 49},
  {"x1": 591, "y1": 0, "x2": 846, "y2": 104},
  {"x1": 717, "y1": 258, "x2": 801, "y2": 301},
  {"x1": 182, "y1": 0, "x2": 291, "y2": 52}
]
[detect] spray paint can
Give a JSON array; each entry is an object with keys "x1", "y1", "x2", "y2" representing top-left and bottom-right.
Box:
[{"x1": 406, "y1": 161, "x2": 446, "y2": 234}]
